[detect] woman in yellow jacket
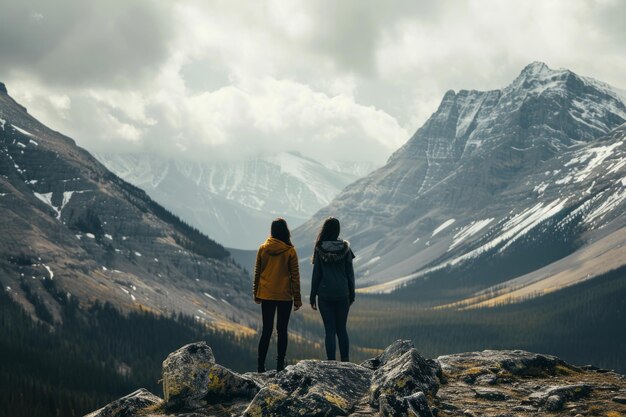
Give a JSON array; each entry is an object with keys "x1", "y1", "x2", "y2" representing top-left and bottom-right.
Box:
[{"x1": 253, "y1": 218, "x2": 302, "y2": 372}]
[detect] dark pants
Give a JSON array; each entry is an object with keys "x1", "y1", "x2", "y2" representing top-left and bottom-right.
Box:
[
  {"x1": 318, "y1": 297, "x2": 350, "y2": 361},
  {"x1": 258, "y1": 300, "x2": 293, "y2": 366}
]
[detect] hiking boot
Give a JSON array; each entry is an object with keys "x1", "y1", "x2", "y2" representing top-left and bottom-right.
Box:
[{"x1": 277, "y1": 357, "x2": 285, "y2": 372}]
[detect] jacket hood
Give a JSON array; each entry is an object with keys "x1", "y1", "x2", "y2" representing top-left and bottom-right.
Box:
[
  {"x1": 262, "y1": 237, "x2": 293, "y2": 256},
  {"x1": 315, "y1": 240, "x2": 354, "y2": 263}
]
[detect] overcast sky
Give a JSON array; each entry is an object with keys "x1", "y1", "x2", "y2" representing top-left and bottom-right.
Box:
[{"x1": 1, "y1": 0, "x2": 624, "y2": 164}]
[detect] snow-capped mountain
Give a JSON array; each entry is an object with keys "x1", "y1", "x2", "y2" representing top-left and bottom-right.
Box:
[
  {"x1": 95, "y1": 152, "x2": 374, "y2": 249},
  {"x1": 293, "y1": 62, "x2": 626, "y2": 304}
]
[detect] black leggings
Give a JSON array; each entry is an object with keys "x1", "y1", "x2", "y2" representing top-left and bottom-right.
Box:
[
  {"x1": 318, "y1": 298, "x2": 350, "y2": 361},
  {"x1": 258, "y1": 300, "x2": 293, "y2": 363}
]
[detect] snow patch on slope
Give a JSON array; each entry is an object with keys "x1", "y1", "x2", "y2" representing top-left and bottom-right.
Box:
[
  {"x1": 33, "y1": 190, "x2": 87, "y2": 219},
  {"x1": 449, "y1": 199, "x2": 568, "y2": 265},
  {"x1": 432, "y1": 219, "x2": 456, "y2": 237},
  {"x1": 574, "y1": 141, "x2": 623, "y2": 183},
  {"x1": 585, "y1": 188, "x2": 626, "y2": 224},
  {"x1": 12, "y1": 125, "x2": 36, "y2": 138},
  {"x1": 449, "y1": 218, "x2": 494, "y2": 250}
]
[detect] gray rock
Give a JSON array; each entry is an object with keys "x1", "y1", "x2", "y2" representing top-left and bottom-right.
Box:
[
  {"x1": 542, "y1": 384, "x2": 592, "y2": 401},
  {"x1": 370, "y1": 347, "x2": 441, "y2": 405},
  {"x1": 244, "y1": 360, "x2": 372, "y2": 416},
  {"x1": 545, "y1": 394, "x2": 564, "y2": 411},
  {"x1": 613, "y1": 395, "x2": 626, "y2": 404},
  {"x1": 475, "y1": 373, "x2": 497, "y2": 385},
  {"x1": 438, "y1": 401, "x2": 459, "y2": 411},
  {"x1": 405, "y1": 392, "x2": 434, "y2": 417},
  {"x1": 474, "y1": 388, "x2": 508, "y2": 401},
  {"x1": 162, "y1": 342, "x2": 215, "y2": 410},
  {"x1": 361, "y1": 340, "x2": 415, "y2": 370},
  {"x1": 511, "y1": 405, "x2": 538, "y2": 412},
  {"x1": 378, "y1": 394, "x2": 407, "y2": 416},
  {"x1": 241, "y1": 370, "x2": 277, "y2": 387},
  {"x1": 546, "y1": 384, "x2": 593, "y2": 400},
  {"x1": 204, "y1": 364, "x2": 260, "y2": 402},
  {"x1": 438, "y1": 350, "x2": 576, "y2": 377},
  {"x1": 378, "y1": 392, "x2": 434, "y2": 417},
  {"x1": 529, "y1": 384, "x2": 592, "y2": 410},
  {"x1": 84, "y1": 389, "x2": 161, "y2": 417}
]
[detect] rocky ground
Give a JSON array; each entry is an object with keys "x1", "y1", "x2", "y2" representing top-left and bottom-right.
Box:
[{"x1": 85, "y1": 341, "x2": 626, "y2": 417}]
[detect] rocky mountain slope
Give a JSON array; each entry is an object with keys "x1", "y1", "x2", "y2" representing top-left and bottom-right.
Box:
[
  {"x1": 0, "y1": 82, "x2": 255, "y2": 328},
  {"x1": 95, "y1": 152, "x2": 374, "y2": 249},
  {"x1": 86, "y1": 340, "x2": 626, "y2": 417},
  {"x1": 294, "y1": 62, "x2": 626, "y2": 304}
]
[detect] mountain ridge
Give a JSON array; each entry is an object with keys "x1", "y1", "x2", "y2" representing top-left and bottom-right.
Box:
[{"x1": 0, "y1": 81, "x2": 255, "y2": 329}]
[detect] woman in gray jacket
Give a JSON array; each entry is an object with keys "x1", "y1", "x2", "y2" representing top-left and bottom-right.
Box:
[{"x1": 310, "y1": 217, "x2": 355, "y2": 362}]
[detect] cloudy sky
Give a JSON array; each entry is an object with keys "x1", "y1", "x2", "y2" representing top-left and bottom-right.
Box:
[{"x1": 1, "y1": 0, "x2": 624, "y2": 164}]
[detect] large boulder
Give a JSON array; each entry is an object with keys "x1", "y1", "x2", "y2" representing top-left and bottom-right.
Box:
[
  {"x1": 162, "y1": 342, "x2": 260, "y2": 411},
  {"x1": 162, "y1": 342, "x2": 216, "y2": 410},
  {"x1": 528, "y1": 383, "x2": 593, "y2": 409},
  {"x1": 368, "y1": 341, "x2": 442, "y2": 406},
  {"x1": 437, "y1": 350, "x2": 577, "y2": 378},
  {"x1": 361, "y1": 340, "x2": 414, "y2": 370},
  {"x1": 204, "y1": 364, "x2": 260, "y2": 402},
  {"x1": 243, "y1": 360, "x2": 372, "y2": 416},
  {"x1": 84, "y1": 389, "x2": 161, "y2": 417}
]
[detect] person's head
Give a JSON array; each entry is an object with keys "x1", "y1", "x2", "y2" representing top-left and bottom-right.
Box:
[
  {"x1": 270, "y1": 218, "x2": 292, "y2": 246},
  {"x1": 315, "y1": 217, "x2": 340, "y2": 247}
]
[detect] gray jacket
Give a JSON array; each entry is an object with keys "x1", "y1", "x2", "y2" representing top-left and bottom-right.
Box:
[{"x1": 310, "y1": 240, "x2": 355, "y2": 303}]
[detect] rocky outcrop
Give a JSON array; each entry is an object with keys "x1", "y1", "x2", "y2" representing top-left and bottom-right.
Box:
[
  {"x1": 84, "y1": 341, "x2": 626, "y2": 417},
  {"x1": 437, "y1": 349, "x2": 577, "y2": 380},
  {"x1": 162, "y1": 342, "x2": 216, "y2": 409},
  {"x1": 84, "y1": 389, "x2": 161, "y2": 417},
  {"x1": 436, "y1": 350, "x2": 625, "y2": 416},
  {"x1": 365, "y1": 340, "x2": 442, "y2": 406},
  {"x1": 244, "y1": 360, "x2": 372, "y2": 416},
  {"x1": 162, "y1": 342, "x2": 260, "y2": 412}
]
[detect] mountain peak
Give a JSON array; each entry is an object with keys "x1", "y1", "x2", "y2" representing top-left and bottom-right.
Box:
[
  {"x1": 520, "y1": 61, "x2": 551, "y2": 77},
  {"x1": 0, "y1": 82, "x2": 7, "y2": 95},
  {"x1": 510, "y1": 61, "x2": 571, "y2": 89}
]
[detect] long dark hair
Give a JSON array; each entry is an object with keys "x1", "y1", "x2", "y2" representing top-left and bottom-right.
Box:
[
  {"x1": 270, "y1": 218, "x2": 292, "y2": 246},
  {"x1": 315, "y1": 217, "x2": 340, "y2": 248}
]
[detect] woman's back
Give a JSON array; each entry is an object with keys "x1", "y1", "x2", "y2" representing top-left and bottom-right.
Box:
[
  {"x1": 255, "y1": 237, "x2": 300, "y2": 301},
  {"x1": 311, "y1": 240, "x2": 354, "y2": 301},
  {"x1": 309, "y1": 217, "x2": 355, "y2": 362},
  {"x1": 253, "y1": 218, "x2": 301, "y2": 373}
]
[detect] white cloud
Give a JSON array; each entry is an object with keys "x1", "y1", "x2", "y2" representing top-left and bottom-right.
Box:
[
  {"x1": 48, "y1": 94, "x2": 70, "y2": 111},
  {"x1": 1, "y1": 0, "x2": 625, "y2": 165}
]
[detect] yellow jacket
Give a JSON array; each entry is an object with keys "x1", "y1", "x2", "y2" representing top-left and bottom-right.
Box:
[{"x1": 253, "y1": 237, "x2": 302, "y2": 303}]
